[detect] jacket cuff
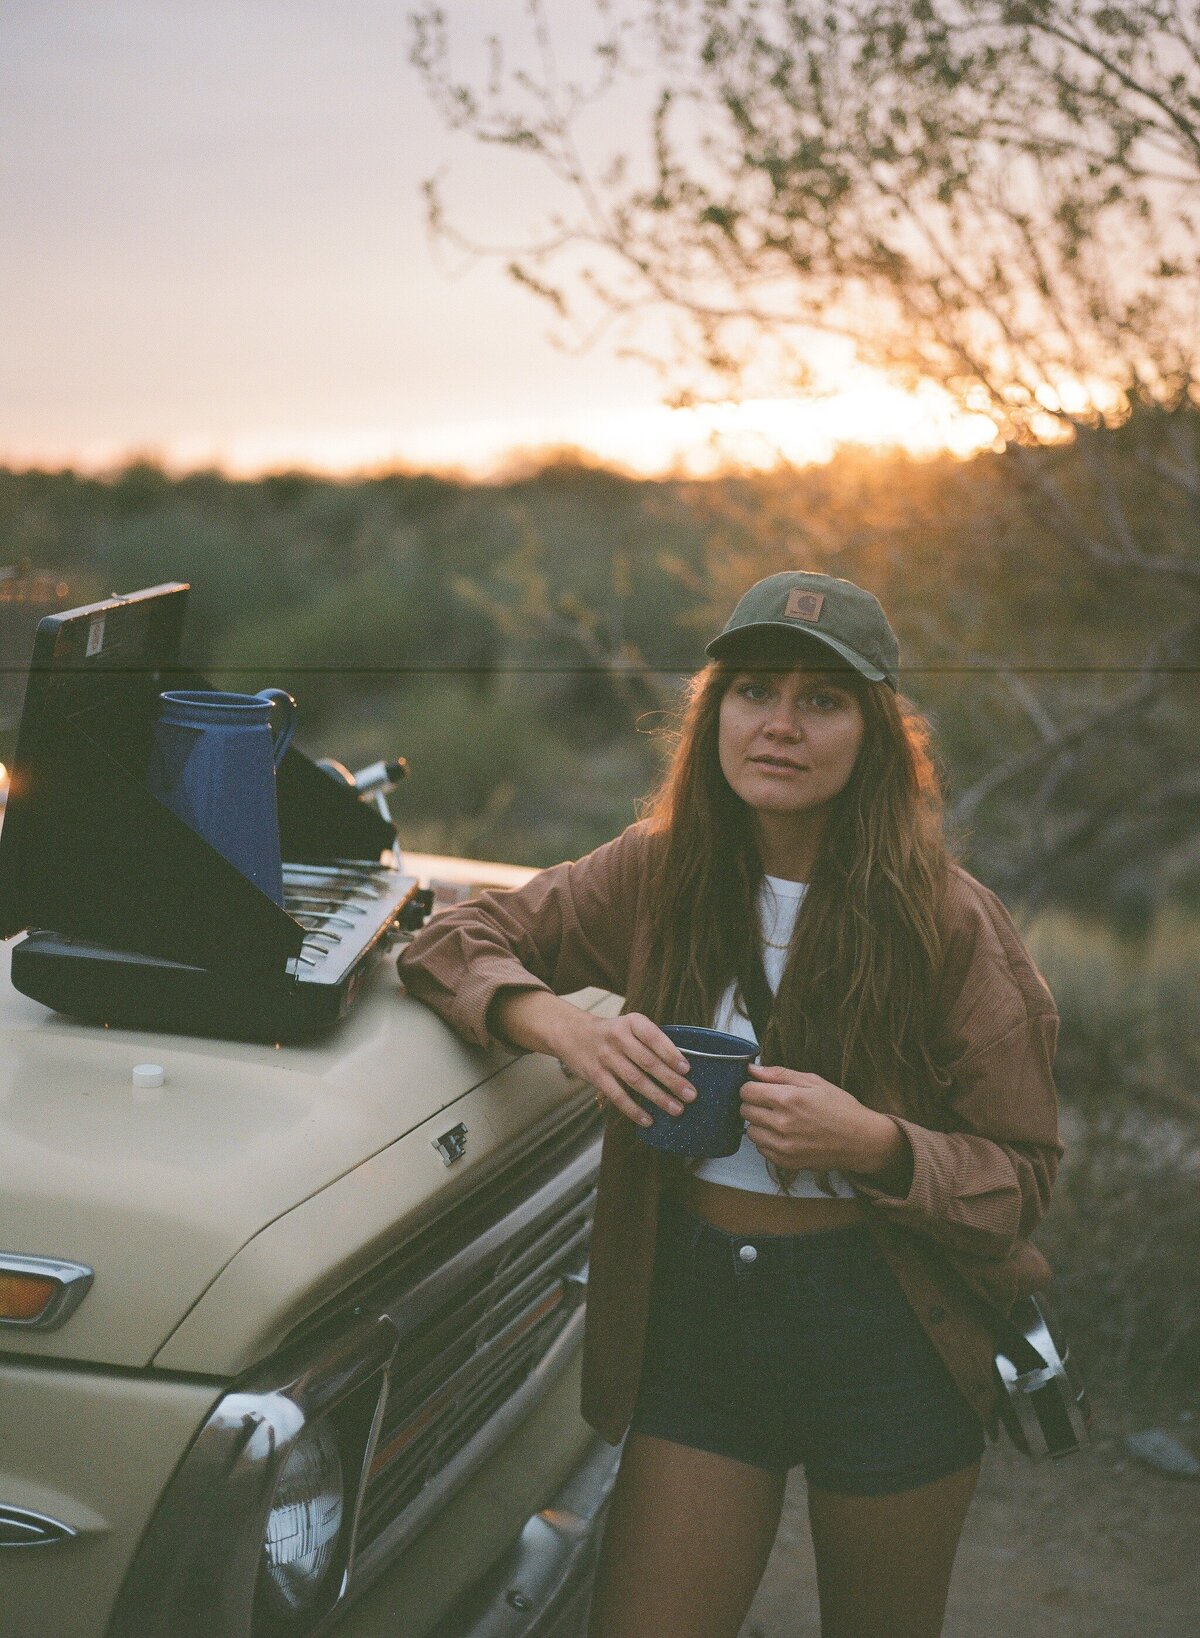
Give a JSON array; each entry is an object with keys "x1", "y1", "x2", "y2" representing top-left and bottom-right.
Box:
[
  {"x1": 848, "y1": 1114, "x2": 928, "y2": 1214},
  {"x1": 849, "y1": 1115, "x2": 1030, "y2": 1262}
]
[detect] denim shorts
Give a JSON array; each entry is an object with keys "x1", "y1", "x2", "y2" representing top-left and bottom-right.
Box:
[{"x1": 628, "y1": 1195, "x2": 986, "y2": 1496}]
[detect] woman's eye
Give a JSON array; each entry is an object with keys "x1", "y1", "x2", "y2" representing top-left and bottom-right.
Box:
[{"x1": 738, "y1": 682, "x2": 773, "y2": 702}]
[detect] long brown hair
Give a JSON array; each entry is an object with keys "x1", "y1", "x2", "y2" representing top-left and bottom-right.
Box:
[{"x1": 626, "y1": 638, "x2": 956, "y2": 1192}]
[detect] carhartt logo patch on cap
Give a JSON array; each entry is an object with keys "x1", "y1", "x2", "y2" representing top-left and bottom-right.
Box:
[{"x1": 784, "y1": 589, "x2": 824, "y2": 622}]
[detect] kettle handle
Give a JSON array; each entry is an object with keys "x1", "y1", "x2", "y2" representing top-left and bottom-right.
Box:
[{"x1": 255, "y1": 689, "x2": 297, "y2": 769}]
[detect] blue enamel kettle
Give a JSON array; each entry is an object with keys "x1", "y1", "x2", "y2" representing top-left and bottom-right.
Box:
[{"x1": 147, "y1": 688, "x2": 297, "y2": 906}]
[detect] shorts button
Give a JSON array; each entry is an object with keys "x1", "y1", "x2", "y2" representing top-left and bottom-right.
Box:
[
  {"x1": 928, "y1": 1306, "x2": 946, "y2": 1324},
  {"x1": 738, "y1": 1244, "x2": 758, "y2": 1264}
]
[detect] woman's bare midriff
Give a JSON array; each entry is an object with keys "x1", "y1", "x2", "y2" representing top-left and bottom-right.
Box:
[{"x1": 663, "y1": 1171, "x2": 868, "y2": 1235}]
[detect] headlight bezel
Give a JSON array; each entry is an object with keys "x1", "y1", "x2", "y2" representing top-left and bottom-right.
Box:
[
  {"x1": 107, "y1": 1316, "x2": 396, "y2": 1638},
  {"x1": 250, "y1": 1360, "x2": 391, "y2": 1636}
]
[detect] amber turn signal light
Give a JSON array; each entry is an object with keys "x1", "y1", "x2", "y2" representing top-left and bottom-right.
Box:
[{"x1": 0, "y1": 1272, "x2": 58, "y2": 1322}]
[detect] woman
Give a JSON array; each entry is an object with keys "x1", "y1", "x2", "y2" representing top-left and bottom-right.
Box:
[{"x1": 397, "y1": 569, "x2": 1062, "y2": 1638}]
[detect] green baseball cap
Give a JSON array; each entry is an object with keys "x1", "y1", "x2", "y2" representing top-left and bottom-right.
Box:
[{"x1": 705, "y1": 570, "x2": 899, "y2": 691}]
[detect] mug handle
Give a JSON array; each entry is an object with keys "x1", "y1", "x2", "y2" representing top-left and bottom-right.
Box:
[{"x1": 256, "y1": 689, "x2": 297, "y2": 769}]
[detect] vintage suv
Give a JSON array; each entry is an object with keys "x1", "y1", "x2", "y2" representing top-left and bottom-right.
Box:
[{"x1": 0, "y1": 586, "x2": 621, "y2": 1638}]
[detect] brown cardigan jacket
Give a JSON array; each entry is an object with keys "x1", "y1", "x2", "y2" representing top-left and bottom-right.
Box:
[{"x1": 396, "y1": 820, "x2": 1063, "y2": 1446}]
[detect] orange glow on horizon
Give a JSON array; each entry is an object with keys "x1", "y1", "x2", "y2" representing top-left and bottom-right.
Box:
[{"x1": 0, "y1": 371, "x2": 1004, "y2": 482}]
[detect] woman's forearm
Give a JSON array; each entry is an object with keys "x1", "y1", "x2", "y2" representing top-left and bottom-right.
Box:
[{"x1": 489, "y1": 987, "x2": 589, "y2": 1058}]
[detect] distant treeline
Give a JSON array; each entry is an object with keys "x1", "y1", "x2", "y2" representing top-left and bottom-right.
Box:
[
  {"x1": 7, "y1": 443, "x2": 1198, "y2": 1401},
  {"x1": 2, "y1": 424, "x2": 1195, "y2": 931}
]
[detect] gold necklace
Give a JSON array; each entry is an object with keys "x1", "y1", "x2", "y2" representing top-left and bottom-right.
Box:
[{"x1": 762, "y1": 886, "x2": 800, "y2": 953}]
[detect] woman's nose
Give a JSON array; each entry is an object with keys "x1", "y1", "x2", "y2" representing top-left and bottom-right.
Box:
[{"x1": 764, "y1": 705, "x2": 802, "y2": 739}]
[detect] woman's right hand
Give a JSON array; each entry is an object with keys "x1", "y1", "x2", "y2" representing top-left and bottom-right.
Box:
[
  {"x1": 558, "y1": 1012, "x2": 697, "y2": 1127},
  {"x1": 489, "y1": 991, "x2": 697, "y2": 1126}
]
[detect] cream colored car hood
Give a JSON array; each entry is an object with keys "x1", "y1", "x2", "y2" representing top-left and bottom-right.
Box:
[{"x1": 0, "y1": 850, "x2": 555, "y2": 1372}]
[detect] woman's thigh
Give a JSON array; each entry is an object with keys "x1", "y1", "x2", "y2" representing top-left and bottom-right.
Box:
[
  {"x1": 806, "y1": 1456, "x2": 982, "y2": 1638},
  {"x1": 586, "y1": 1433, "x2": 786, "y2": 1638}
]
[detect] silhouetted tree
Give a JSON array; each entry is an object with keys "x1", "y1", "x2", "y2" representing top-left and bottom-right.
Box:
[{"x1": 412, "y1": 0, "x2": 1200, "y2": 915}]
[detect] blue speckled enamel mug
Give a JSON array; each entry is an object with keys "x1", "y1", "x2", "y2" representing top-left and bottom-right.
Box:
[{"x1": 634, "y1": 1025, "x2": 759, "y2": 1158}]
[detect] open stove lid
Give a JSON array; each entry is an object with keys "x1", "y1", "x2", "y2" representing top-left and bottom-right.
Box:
[{"x1": 0, "y1": 583, "x2": 398, "y2": 983}]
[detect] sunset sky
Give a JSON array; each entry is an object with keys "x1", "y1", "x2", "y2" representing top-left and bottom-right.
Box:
[{"x1": 1, "y1": 0, "x2": 999, "y2": 478}]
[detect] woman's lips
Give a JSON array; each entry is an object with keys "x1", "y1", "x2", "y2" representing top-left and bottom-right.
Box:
[{"x1": 750, "y1": 756, "x2": 806, "y2": 772}]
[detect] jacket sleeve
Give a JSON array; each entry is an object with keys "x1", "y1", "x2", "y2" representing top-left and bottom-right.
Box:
[
  {"x1": 849, "y1": 878, "x2": 1064, "y2": 1263},
  {"x1": 395, "y1": 821, "x2": 652, "y2": 1049}
]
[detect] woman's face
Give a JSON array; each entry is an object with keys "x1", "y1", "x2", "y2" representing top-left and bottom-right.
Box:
[{"x1": 718, "y1": 664, "x2": 866, "y2": 820}]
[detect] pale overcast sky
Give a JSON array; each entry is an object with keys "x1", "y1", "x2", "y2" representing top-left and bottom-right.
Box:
[
  {"x1": 1, "y1": 1, "x2": 1000, "y2": 476},
  {"x1": 0, "y1": 0, "x2": 682, "y2": 473}
]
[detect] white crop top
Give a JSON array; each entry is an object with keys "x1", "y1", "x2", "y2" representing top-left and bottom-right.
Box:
[{"x1": 690, "y1": 875, "x2": 857, "y2": 1198}]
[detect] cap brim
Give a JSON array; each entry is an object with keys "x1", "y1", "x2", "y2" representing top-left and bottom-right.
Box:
[{"x1": 704, "y1": 622, "x2": 889, "y2": 683}]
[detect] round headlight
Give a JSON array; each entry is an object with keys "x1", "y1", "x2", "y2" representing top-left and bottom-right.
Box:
[{"x1": 261, "y1": 1418, "x2": 345, "y2": 1613}]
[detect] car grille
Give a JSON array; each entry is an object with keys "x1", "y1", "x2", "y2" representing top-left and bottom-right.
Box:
[
  {"x1": 350, "y1": 1100, "x2": 602, "y2": 1565},
  {"x1": 356, "y1": 1180, "x2": 592, "y2": 1551}
]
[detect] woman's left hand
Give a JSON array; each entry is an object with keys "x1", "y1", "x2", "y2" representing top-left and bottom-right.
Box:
[{"x1": 740, "y1": 1063, "x2": 891, "y2": 1175}]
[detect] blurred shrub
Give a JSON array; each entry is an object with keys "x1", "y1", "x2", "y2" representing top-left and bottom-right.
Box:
[
  {"x1": 306, "y1": 675, "x2": 657, "y2": 867},
  {"x1": 1028, "y1": 911, "x2": 1200, "y2": 1398}
]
